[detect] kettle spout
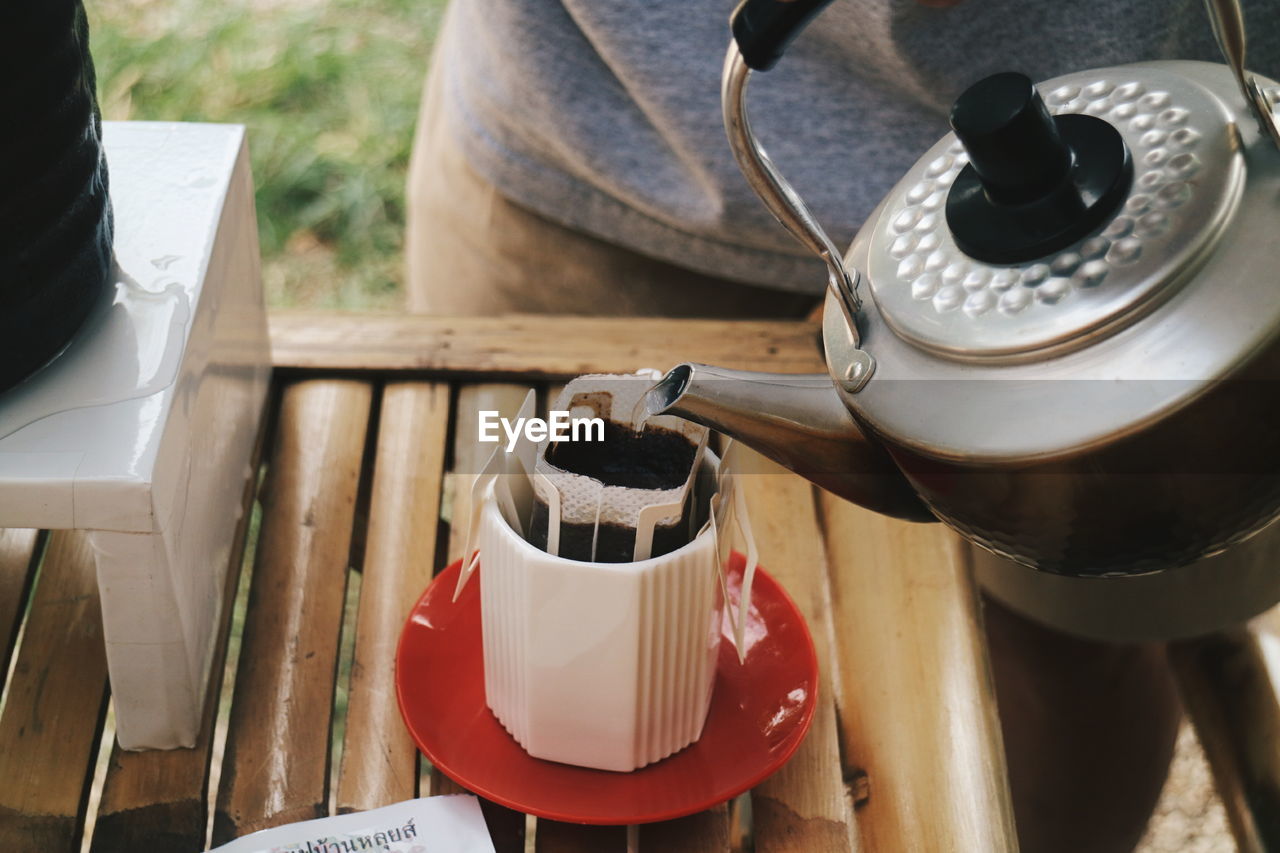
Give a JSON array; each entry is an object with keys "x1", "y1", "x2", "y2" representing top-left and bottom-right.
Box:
[{"x1": 646, "y1": 364, "x2": 932, "y2": 522}]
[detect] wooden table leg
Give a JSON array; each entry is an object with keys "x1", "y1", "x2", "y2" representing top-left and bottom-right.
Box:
[{"x1": 1169, "y1": 627, "x2": 1280, "y2": 852}]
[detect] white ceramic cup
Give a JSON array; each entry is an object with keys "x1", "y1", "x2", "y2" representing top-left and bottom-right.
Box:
[{"x1": 477, "y1": 470, "x2": 723, "y2": 773}]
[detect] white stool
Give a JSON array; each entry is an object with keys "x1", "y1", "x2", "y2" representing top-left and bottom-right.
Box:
[{"x1": 0, "y1": 123, "x2": 270, "y2": 749}]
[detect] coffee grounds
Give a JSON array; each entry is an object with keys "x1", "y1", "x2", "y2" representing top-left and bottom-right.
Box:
[
  {"x1": 532, "y1": 419, "x2": 700, "y2": 562},
  {"x1": 545, "y1": 420, "x2": 696, "y2": 490}
]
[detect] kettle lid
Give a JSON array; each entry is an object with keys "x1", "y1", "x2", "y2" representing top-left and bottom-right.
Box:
[{"x1": 868, "y1": 64, "x2": 1251, "y2": 360}]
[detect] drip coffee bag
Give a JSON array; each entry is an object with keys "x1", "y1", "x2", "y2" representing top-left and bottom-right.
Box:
[{"x1": 530, "y1": 373, "x2": 708, "y2": 562}]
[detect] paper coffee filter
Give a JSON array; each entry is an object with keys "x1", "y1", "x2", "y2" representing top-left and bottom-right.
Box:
[
  {"x1": 455, "y1": 390, "x2": 538, "y2": 600},
  {"x1": 708, "y1": 440, "x2": 759, "y2": 664},
  {"x1": 534, "y1": 373, "x2": 708, "y2": 530}
]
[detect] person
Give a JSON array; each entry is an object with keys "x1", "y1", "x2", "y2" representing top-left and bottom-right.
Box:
[{"x1": 406, "y1": 2, "x2": 1279, "y2": 849}]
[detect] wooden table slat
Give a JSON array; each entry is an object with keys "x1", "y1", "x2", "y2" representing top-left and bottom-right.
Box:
[
  {"x1": 534, "y1": 384, "x2": 735, "y2": 850},
  {"x1": 638, "y1": 803, "x2": 732, "y2": 852},
  {"x1": 0, "y1": 311, "x2": 1149, "y2": 851},
  {"x1": 444, "y1": 384, "x2": 538, "y2": 565},
  {"x1": 0, "y1": 529, "x2": 42, "y2": 693},
  {"x1": 0, "y1": 530, "x2": 110, "y2": 851},
  {"x1": 535, "y1": 821, "x2": 628, "y2": 852},
  {"x1": 432, "y1": 383, "x2": 535, "y2": 853},
  {"x1": 337, "y1": 382, "x2": 449, "y2": 813},
  {"x1": 213, "y1": 380, "x2": 374, "y2": 844},
  {"x1": 269, "y1": 312, "x2": 824, "y2": 378},
  {"x1": 90, "y1": 419, "x2": 269, "y2": 853},
  {"x1": 429, "y1": 775, "x2": 527, "y2": 853},
  {"x1": 818, "y1": 496, "x2": 1019, "y2": 852},
  {"x1": 734, "y1": 452, "x2": 855, "y2": 853}
]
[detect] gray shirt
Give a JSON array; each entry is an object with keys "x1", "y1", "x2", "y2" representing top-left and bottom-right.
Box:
[{"x1": 435, "y1": 0, "x2": 1279, "y2": 292}]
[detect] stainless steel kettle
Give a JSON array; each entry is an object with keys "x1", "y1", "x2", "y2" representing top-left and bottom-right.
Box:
[{"x1": 649, "y1": 0, "x2": 1280, "y2": 578}]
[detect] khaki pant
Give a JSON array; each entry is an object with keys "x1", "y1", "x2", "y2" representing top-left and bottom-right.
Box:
[{"x1": 404, "y1": 26, "x2": 817, "y2": 320}]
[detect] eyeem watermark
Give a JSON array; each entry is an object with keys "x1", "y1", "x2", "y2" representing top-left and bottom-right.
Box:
[{"x1": 479, "y1": 410, "x2": 605, "y2": 451}]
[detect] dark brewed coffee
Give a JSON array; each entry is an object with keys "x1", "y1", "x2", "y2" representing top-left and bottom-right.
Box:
[
  {"x1": 529, "y1": 503, "x2": 694, "y2": 564},
  {"x1": 545, "y1": 421, "x2": 696, "y2": 490}
]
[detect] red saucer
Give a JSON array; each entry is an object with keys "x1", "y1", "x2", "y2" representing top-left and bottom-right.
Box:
[{"x1": 395, "y1": 554, "x2": 818, "y2": 825}]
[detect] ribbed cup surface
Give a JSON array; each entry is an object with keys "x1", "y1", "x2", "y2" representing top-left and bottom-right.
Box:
[{"x1": 479, "y1": 500, "x2": 720, "y2": 772}]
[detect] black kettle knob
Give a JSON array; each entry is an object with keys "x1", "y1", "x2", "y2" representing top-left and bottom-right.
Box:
[
  {"x1": 950, "y1": 72, "x2": 1073, "y2": 205},
  {"x1": 946, "y1": 72, "x2": 1133, "y2": 264}
]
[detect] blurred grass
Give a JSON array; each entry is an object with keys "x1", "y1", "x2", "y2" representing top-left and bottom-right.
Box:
[{"x1": 87, "y1": 0, "x2": 447, "y2": 309}]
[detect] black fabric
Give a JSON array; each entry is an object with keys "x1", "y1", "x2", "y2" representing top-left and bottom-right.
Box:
[{"x1": 0, "y1": 1, "x2": 112, "y2": 392}]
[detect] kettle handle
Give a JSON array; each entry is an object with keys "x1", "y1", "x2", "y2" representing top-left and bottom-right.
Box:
[
  {"x1": 1203, "y1": 0, "x2": 1280, "y2": 148},
  {"x1": 722, "y1": 0, "x2": 867, "y2": 355},
  {"x1": 730, "y1": 0, "x2": 838, "y2": 72}
]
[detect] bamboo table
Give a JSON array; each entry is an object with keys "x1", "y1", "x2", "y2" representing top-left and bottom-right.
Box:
[{"x1": 0, "y1": 311, "x2": 1270, "y2": 852}]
